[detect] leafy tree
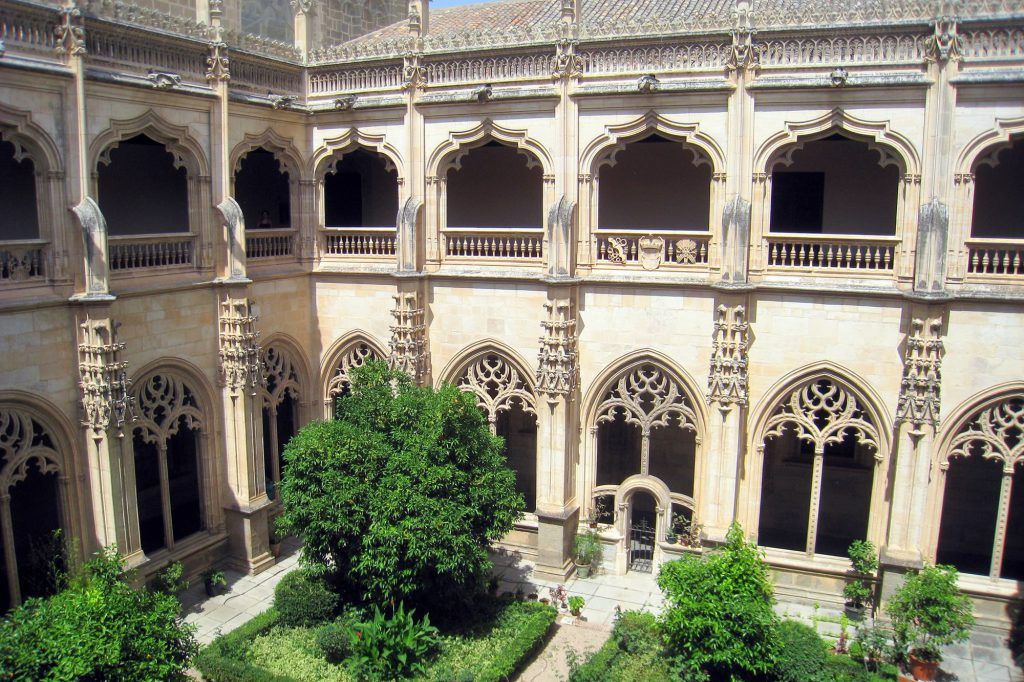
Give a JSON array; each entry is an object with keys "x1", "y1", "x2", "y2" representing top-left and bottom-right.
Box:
[
  {"x1": 278, "y1": 360, "x2": 523, "y2": 609},
  {"x1": 0, "y1": 547, "x2": 197, "y2": 681},
  {"x1": 657, "y1": 523, "x2": 780, "y2": 681},
  {"x1": 886, "y1": 563, "x2": 974, "y2": 663}
]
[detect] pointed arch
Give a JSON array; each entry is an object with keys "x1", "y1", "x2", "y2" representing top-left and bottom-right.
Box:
[
  {"x1": 580, "y1": 110, "x2": 726, "y2": 176},
  {"x1": 438, "y1": 340, "x2": 538, "y2": 426},
  {"x1": 260, "y1": 336, "x2": 310, "y2": 408},
  {"x1": 311, "y1": 128, "x2": 405, "y2": 181},
  {"x1": 0, "y1": 104, "x2": 63, "y2": 174},
  {"x1": 230, "y1": 128, "x2": 305, "y2": 180},
  {"x1": 89, "y1": 110, "x2": 209, "y2": 177},
  {"x1": 954, "y1": 116, "x2": 1024, "y2": 176},
  {"x1": 753, "y1": 108, "x2": 920, "y2": 177},
  {"x1": 260, "y1": 333, "x2": 313, "y2": 407},
  {"x1": 426, "y1": 119, "x2": 553, "y2": 178},
  {"x1": 320, "y1": 331, "x2": 389, "y2": 408}
]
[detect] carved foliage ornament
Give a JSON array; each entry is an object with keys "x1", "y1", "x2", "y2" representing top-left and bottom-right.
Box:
[
  {"x1": 764, "y1": 379, "x2": 880, "y2": 457},
  {"x1": 707, "y1": 305, "x2": 749, "y2": 407},
  {"x1": 552, "y1": 39, "x2": 584, "y2": 81},
  {"x1": 54, "y1": 5, "x2": 86, "y2": 57},
  {"x1": 0, "y1": 408, "x2": 62, "y2": 494},
  {"x1": 926, "y1": 14, "x2": 964, "y2": 63},
  {"x1": 389, "y1": 293, "x2": 428, "y2": 381},
  {"x1": 327, "y1": 341, "x2": 382, "y2": 399},
  {"x1": 133, "y1": 374, "x2": 203, "y2": 446},
  {"x1": 946, "y1": 397, "x2": 1024, "y2": 474},
  {"x1": 896, "y1": 318, "x2": 943, "y2": 428},
  {"x1": 458, "y1": 354, "x2": 537, "y2": 433},
  {"x1": 218, "y1": 298, "x2": 262, "y2": 393},
  {"x1": 537, "y1": 301, "x2": 577, "y2": 397},
  {"x1": 78, "y1": 319, "x2": 136, "y2": 435},
  {"x1": 261, "y1": 345, "x2": 301, "y2": 408}
]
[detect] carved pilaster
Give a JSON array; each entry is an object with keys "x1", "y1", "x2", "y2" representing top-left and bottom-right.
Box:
[
  {"x1": 896, "y1": 317, "x2": 944, "y2": 429},
  {"x1": 78, "y1": 319, "x2": 135, "y2": 436},
  {"x1": 54, "y1": 3, "x2": 86, "y2": 58},
  {"x1": 389, "y1": 291, "x2": 428, "y2": 382},
  {"x1": 707, "y1": 304, "x2": 749, "y2": 407},
  {"x1": 218, "y1": 298, "x2": 262, "y2": 394},
  {"x1": 537, "y1": 300, "x2": 578, "y2": 398},
  {"x1": 725, "y1": 1, "x2": 758, "y2": 75}
]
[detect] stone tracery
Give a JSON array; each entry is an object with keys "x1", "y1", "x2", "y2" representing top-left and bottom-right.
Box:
[
  {"x1": 457, "y1": 353, "x2": 537, "y2": 435},
  {"x1": 763, "y1": 378, "x2": 880, "y2": 456}
]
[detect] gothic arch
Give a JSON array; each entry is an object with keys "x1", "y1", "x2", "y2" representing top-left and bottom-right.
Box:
[
  {"x1": 753, "y1": 109, "x2": 920, "y2": 177},
  {"x1": 260, "y1": 334, "x2": 311, "y2": 409},
  {"x1": 580, "y1": 110, "x2": 726, "y2": 176},
  {"x1": 229, "y1": 128, "x2": 305, "y2": 181},
  {"x1": 426, "y1": 119, "x2": 553, "y2": 178},
  {"x1": 311, "y1": 128, "x2": 405, "y2": 182},
  {"x1": 438, "y1": 340, "x2": 539, "y2": 429},
  {"x1": 0, "y1": 391, "x2": 77, "y2": 495},
  {"x1": 927, "y1": 382, "x2": 1024, "y2": 579},
  {"x1": 90, "y1": 110, "x2": 210, "y2": 178},
  {"x1": 954, "y1": 116, "x2": 1024, "y2": 176},
  {"x1": 742, "y1": 362, "x2": 892, "y2": 555},
  {"x1": 0, "y1": 103, "x2": 63, "y2": 174},
  {"x1": 320, "y1": 331, "x2": 389, "y2": 409}
]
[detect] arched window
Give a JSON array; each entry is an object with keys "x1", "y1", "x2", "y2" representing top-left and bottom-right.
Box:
[
  {"x1": 971, "y1": 137, "x2": 1024, "y2": 240},
  {"x1": 597, "y1": 134, "x2": 711, "y2": 231},
  {"x1": 260, "y1": 345, "x2": 303, "y2": 494},
  {"x1": 0, "y1": 406, "x2": 68, "y2": 610},
  {"x1": 446, "y1": 141, "x2": 543, "y2": 229},
  {"x1": 936, "y1": 395, "x2": 1023, "y2": 580},
  {"x1": 97, "y1": 134, "x2": 189, "y2": 236},
  {"x1": 323, "y1": 148, "x2": 398, "y2": 229},
  {"x1": 0, "y1": 139, "x2": 39, "y2": 241},
  {"x1": 235, "y1": 147, "x2": 291, "y2": 230},
  {"x1": 456, "y1": 353, "x2": 537, "y2": 512},
  {"x1": 757, "y1": 378, "x2": 881, "y2": 557},
  {"x1": 132, "y1": 373, "x2": 206, "y2": 555},
  {"x1": 769, "y1": 132, "x2": 900, "y2": 236},
  {"x1": 324, "y1": 338, "x2": 385, "y2": 416}
]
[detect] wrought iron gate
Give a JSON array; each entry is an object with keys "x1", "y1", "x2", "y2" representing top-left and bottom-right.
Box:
[{"x1": 628, "y1": 517, "x2": 655, "y2": 573}]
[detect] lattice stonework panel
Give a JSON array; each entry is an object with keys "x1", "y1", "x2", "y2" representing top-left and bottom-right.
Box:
[
  {"x1": 458, "y1": 354, "x2": 536, "y2": 434},
  {"x1": 326, "y1": 341, "x2": 382, "y2": 401}
]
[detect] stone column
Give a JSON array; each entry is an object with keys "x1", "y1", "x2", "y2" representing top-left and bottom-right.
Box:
[
  {"x1": 217, "y1": 292, "x2": 275, "y2": 574},
  {"x1": 702, "y1": 299, "x2": 750, "y2": 544}
]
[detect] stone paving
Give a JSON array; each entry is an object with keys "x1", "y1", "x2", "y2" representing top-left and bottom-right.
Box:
[{"x1": 181, "y1": 543, "x2": 1022, "y2": 682}]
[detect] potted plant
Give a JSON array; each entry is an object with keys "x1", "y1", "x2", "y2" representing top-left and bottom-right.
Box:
[
  {"x1": 568, "y1": 595, "x2": 585, "y2": 617},
  {"x1": 843, "y1": 539, "x2": 878, "y2": 619},
  {"x1": 665, "y1": 527, "x2": 677, "y2": 544},
  {"x1": 586, "y1": 498, "x2": 607, "y2": 528},
  {"x1": 202, "y1": 568, "x2": 227, "y2": 597},
  {"x1": 269, "y1": 517, "x2": 283, "y2": 558},
  {"x1": 573, "y1": 529, "x2": 601, "y2": 579},
  {"x1": 855, "y1": 623, "x2": 893, "y2": 673},
  {"x1": 677, "y1": 516, "x2": 703, "y2": 548},
  {"x1": 886, "y1": 564, "x2": 975, "y2": 682}
]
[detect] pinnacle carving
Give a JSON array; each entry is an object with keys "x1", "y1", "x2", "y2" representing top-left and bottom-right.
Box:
[
  {"x1": 54, "y1": 4, "x2": 86, "y2": 57},
  {"x1": 206, "y1": 38, "x2": 230, "y2": 82},
  {"x1": 290, "y1": 0, "x2": 314, "y2": 14},
  {"x1": 78, "y1": 319, "x2": 135, "y2": 435},
  {"x1": 725, "y1": 3, "x2": 758, "y2": 74},
  {"x1": 389, "y1": 292, "x2": 428, "y2": 381},
  {"x1": 552, "y1": 38, "x2": 584, "y2": 81},
  {"x1": 402, "y1": 53, "x2": 426, "y2": 90},
  {"x1": 218, "y1": 298, "x2": 262, "y2": 393},
  {"x1": 537, "y1": 301, "x2": 578, "y2": 397},
  {"x1": 925, "y1": 13, "x2": 963, "y2": 63},
  {"x1": 707, "y1": 304, "x2": 749, "y2": 407},
  {"x1": 896, "y1": 317, "x2": 944, "y2": 428}
]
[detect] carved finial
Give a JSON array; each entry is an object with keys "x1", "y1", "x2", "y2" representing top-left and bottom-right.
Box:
[
  {"x1": 926, "y1": 11, "x2": 963, "y2": 63},
  {"x1": 206, "y1": 40, "x2": 230, "y2": 81},
  {"x1": 290, "y1": 0, "x2": 314, "y2": 14},
  {"x1": 408, "y1": 0, "x2": 428, "y2": 37},
  {"x1": 54, "y1": 4, "x2": 86, "y2": 58},
  {"x1": 726, "y1": 0, "x2": 758, "y2": 75},
  {"x1": 552, "y1": 38, "x2": 583, "y2": 81}
]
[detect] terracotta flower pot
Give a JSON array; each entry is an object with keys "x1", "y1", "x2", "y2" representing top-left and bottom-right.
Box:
[{"x1": 909, "y1": 652, "x2": 940, "y2": 681}]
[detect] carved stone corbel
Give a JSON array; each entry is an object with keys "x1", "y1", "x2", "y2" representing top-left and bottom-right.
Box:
[
  {"x1": 389, "y1": 291, "x2": 428, "y2": 381},
  {"x1": 537, "y1": 300, "x2": 578, "y2": 398},
  {"x1": 707, "y1": 304, "x2": 749, "y2": 407},
  {"x1": 896, "y1": 317, "x2": 944, "y2": 429},
  {"x1": 78, "y1": 319, "x2": 135, "y2": 437},
  {"x1": 218, "y1": 298, "x2": 262, "y2": 394}
]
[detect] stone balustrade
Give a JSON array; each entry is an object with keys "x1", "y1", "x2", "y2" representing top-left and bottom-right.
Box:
[
  {"x1": 966, "y1": 238, "x2": 1024, "y2": 278},
  {"x1": 108, "y1": 233, "x2": 194, "y2": 272},
  {"x1": 320, "y1": 227, "x2": 397, "y2": 258},
  {"x1": 246, "y1": 229, "x2": 295, "y2": 260},
  {"x1": 595, "y1": 231, "x2": 711, "y2": 268},
  {"x1": 765, "y1": 234, "x2": 898, "y2": 272},
  {"x1": 443, "y1": 228, "x2": 544, "y2": 261},
  {"x1": 0, "y1": 240, "x2": 46, "y2": 282}
]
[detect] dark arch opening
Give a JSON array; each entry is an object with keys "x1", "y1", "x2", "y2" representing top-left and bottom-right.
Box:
[
  {"x1": 446, "y1": 140, "x2": 543, "y2": 228},
  {"x1": 972, "y1": 137, "x2": 1024, "y2": 239},
  {"x1": 235, "y1": 148, "x2": 291, "y2": 229},
  {"x1": 769, "y1": 132, "x2": 900, "y2": 236},
  {"x1": 495, "y1": 404, "x2": 537, "y2": 512},
  {"x1": 323, "y1": 148, "x2": 398, "y2": 228},
  {"x1": 0, "y1": 139, "x2": 39, "y2": 241},
  {"x1": 97, "y1": 134, "x2": 188, "y2": 236},
  {"x1": 598, "y1": 134, "x2": 712, "y2": 231},
  {"x1": 6, "y1": 465, "x2": 63, "y2": 610}
]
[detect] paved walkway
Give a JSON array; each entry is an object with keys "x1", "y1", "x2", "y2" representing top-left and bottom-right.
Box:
[{"x1": 181, "y1": 543, "x2": 1022, "y2": 682}]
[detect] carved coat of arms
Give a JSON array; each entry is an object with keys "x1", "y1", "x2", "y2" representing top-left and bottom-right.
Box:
[{"x1": 638, "y1": 235, "x2": 664, "y2": 270}]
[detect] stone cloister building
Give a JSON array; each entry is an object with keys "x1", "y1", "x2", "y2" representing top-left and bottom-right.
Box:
[{"x1": 0, "y1": 0, "x2": 1022, "y2": 646}]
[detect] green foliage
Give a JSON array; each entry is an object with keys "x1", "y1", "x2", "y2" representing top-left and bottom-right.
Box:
[
  {"x1": 275, "y1": 571, "x2": 340, "y2": 627},
  {"x1": 886, "y1": 564, "x2": 975, "y2": 662},
  {"x1": 347, "y1": 602, "x2": 440, "y2": 680},
  {"x1": 568, "y1": 595, "x2": 585, "y2": 614},
  {"x1": 656, "y1": 523, "x2": 780, "y2": 681},
  {"x1": 775, "y1": 620, "x2": 831, "y2": 682},
  {"x1": 249, "y1": 627, "x2": 351, "y2": 682},
  {"x1": 278, "y1": 361, "x2": 523, "y2": 608},
  {"x1": 611, "y1": 610, "x2": 662, "y2": 655},
  {"x1": 573, "y1": 530, "x2": 602, "y2": 565},
  {"x1": 0, "y1": 547, "x2": 197, "y2": 682},
  {"x1": 195, "y1": 609, "x2": 296, "y2": 682},
  {"x1": 825, "y1": 653, "x2": 899, "y2": 682},
  {"x1": 204, "y1": 568, "x2": 227, "y2": 587},
  {"x1": 315, "y1": 608, "x2": 365, "y2": 664},
  {"x1": 843, "y1": 541, "x2": 878, "y2": 608},
  {"x1": 853, "y1": 623, "x2": 894, "y2": 665},
  {"x1": 153, "y1": 560, "x2": 189, "y2": 594}
]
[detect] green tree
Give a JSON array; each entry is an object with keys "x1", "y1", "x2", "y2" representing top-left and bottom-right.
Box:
[
  {"x1": 278, "y1": 360, "x2": 523, "y2": 608},
  {"x1": 657, "y1": 523, "x2": 780, "y2": 681},
  {"x1": 0, "y1": 547, "x2": 197, "y2": 681}
]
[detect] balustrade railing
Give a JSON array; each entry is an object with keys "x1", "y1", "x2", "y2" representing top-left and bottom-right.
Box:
[
  {"x1": 765, "y1": 234, "x2": 898, "y2": 272},
  {"x1": 0, "y1": 240, "x2": 47, "y2": 282},
  {"x1": 1, "y1": 4, "x2": 57, "y2": 55},
  {"x1": 965, "y1": 239, "x2": 1024, "y2": 278},
  {"x1": 246, "y1": 229, "x2": 294, "y2": 260},
  {"x1": 320, "y1": 227, "x2": 396, "y2": 258},
  {"x1": 443, "y1": 228, "x2": 543, "y2": 261},
  {"x1": 108, "y1": 233, "x2": 194, "y2": 271},
  {"x1": 595, "y1": 231, "x2": 711, "y2": 267}
]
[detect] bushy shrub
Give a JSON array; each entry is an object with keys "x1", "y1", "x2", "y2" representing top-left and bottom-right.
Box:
[
  {"x1": 775, "y1": 620, "x2": 830, "y2": 682},
  {"x1": 274, "y1": 570, "x2": 339, "y2": 627},
  {"x1": 656, "y1": 523, "x2": 780, "y2": 681},
  {"x1": 886, "y1": 563, "x2": 974, "y2": 663},
  {"x1": 348, "y1": 602, "x2": 440, "y2": 680},
  {"x1": 315, "y1": 608, "x2": 365, "y2": 664},
  {"x1": 0, "y1": 547, "x2": 197, "y2": 681},
  {"x1": 195, "y1": 609, "x2": 289, "y2": 682},
  {"x1": 278, "y1": 361, "x2": 523, "y2": 610},
  {"x1": 612, "y1": 610, "x2": 661, "y2": 655}
]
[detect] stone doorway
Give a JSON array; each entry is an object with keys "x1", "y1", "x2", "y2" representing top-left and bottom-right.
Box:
[{"x1": 628, "y1": 491, "x2": 657, "y2": 573}]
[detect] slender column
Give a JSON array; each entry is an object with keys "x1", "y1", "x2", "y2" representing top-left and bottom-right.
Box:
[
  {"x1": 806, "y1": 448, "x2": 825, "y2": 554},
  {"x1": 157, "y1": 445, "x2": 175, "y2": 549},
  {"x1": 0, "y1": 495, "x2": 20, "y2": 606},
  {"x1": 990, "y1": 471, "x2": 1013, "y2": 580}
]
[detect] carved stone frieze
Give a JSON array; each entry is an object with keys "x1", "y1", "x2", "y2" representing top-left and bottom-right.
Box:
[
  {"x1": 537, "y1": 300, "x2": 578, "y2": 397},
  {"x1": 896, "y1": 317, "x2": 944, "y2": 428},
  {"x1": 389, "y1": 292, "x2": 428, "y2": 381},
  {"x1": 78, "y1": 319, "x2": 135, "y2": 435},
  {"x1": 707, "y1": 305, "x2": 749, "y2": 407},
  {"x1": 218, "y1": 298, "x2": 262, "y2": 393}
]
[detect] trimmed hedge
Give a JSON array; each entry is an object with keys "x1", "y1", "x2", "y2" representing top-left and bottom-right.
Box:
[
  {"x1": 464, "y1": 600, "x2": 556, "y2": 682},
  {"x1": 775, "y1": 620, "x2": 831, "y2": 682},
  {"x1": 274, "y1": 571, "x2": 339, "y2": 628},
  {"x1": 195, "y1": 609, "x2": 297, "y2": 682}
]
